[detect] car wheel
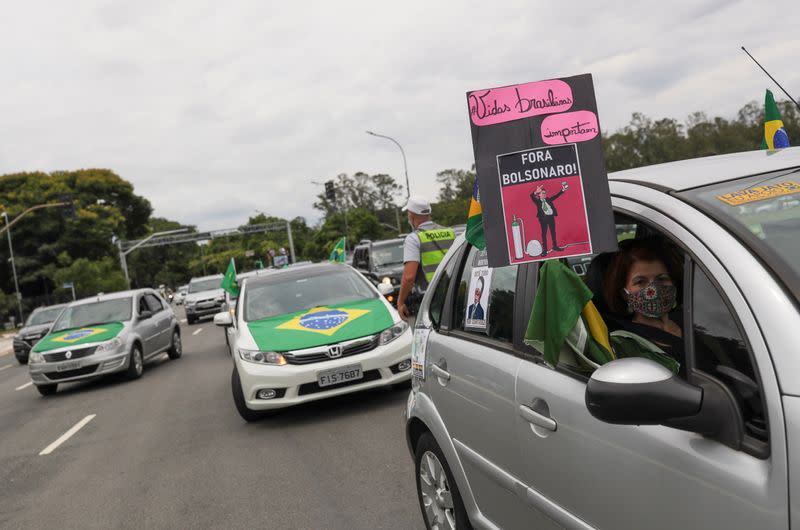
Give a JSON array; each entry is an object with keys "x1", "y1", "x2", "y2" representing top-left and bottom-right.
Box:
[
  {"x1": 36, "y1": 383, "x2": 58, "y2": 396},
  {"x1": 126, "y1": 345, "x2": 144, "y2": 380},
  {"x1": 231, "y1": 367, "x2": 263, "y2": 422},
  {"x1": 415, "y1": 432, "x2": 472, "y2": 530},
  {"x1": 16, "y1": 355, "x2": 28, "y2": 365},
  {"x1": 187, "y1": 316, "x2": 196, "y2": 325},
  {"x1": 167, "y1": 329, "x2": 182, "y2": 360}
]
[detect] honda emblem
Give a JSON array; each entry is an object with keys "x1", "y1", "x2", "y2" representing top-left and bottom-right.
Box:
[{"x1": 327, "y1": 345, "x2": 343, "y2": 358}]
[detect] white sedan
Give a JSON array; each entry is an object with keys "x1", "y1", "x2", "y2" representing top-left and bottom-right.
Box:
[{"x1": 215, "y1": 262, "x2": 412, "y2": 421}]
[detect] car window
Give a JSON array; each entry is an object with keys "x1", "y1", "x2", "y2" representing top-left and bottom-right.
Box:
[
  {"x1": 427, "y1": 250, "x2": 458, "y2": 330},
  {"x1": 145, "y1": 294, "x2": 163, "y2": 313},
  {"x1": 691, "y1": 264, "x2": 767, "y2": 444},
  {"x1": 138, "y1": 296, "x2": 150, "y2": 315},
  {"x1": 453, "y1": 245, "x2": 517, "y2": 344}
]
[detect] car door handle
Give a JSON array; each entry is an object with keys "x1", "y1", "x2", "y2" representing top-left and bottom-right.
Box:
[
  {"x1": 430, "y1": 364, "x2": 451, "y2": 382},
  {"x1": 518, "y1": 405, "x2": 557, "y2": 432}
]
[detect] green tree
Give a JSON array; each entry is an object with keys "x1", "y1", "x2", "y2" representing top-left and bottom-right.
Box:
[{"x1": 51, "y1": 257, "x2": 128, "y2": 298}]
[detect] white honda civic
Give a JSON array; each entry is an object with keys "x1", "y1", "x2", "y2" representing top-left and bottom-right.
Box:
[{"x1": 214, "y1": 262, "x2": 413, "y2": 421}]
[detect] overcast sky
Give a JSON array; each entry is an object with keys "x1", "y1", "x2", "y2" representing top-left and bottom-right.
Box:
[{"x1": 0, "y1": 0, "x2": 798, "y2": 231}]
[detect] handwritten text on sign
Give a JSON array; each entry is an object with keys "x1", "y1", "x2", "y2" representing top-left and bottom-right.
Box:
[
  {"x1": 469, "y1": 79, "x2": 573, "y2": 126},
  {"x1": 541, "y1": 110, "x2": 599, "y2": 145}
]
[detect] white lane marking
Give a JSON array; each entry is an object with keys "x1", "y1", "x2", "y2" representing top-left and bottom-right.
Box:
[
  {"x1": 180, "y1": 319, "x2": 187, "y2": 324},
  {"x1": 192, "y1": 328, "x2": 203, "y2": 336},
  {"x1": 15, "y1": 381, "x2": 33, "y2": 391},
  {"x1": 0, "y1": 364, "x2": 12, "y2": 372},
  {"x1": 40, "y1": 414, "x2": 97, "y2": 455}
]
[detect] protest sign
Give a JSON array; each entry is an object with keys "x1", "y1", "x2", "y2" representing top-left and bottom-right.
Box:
[{"x1": 467, "y1": 73, "x2": 617, "y2": 267}]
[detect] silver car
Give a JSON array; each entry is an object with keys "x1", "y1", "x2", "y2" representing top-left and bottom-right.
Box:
[
  {"x1": 28, "y1": 289, "x2": 182, "y2": 396},
  {"x1": 405, "y1": 148, "x2": 800, "y2": 529},
  {"x1": 184, "y1": 274, "x2": 225, "y2": 324}
]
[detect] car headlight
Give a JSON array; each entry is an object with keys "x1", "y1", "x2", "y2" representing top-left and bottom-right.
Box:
[
  {"x1": 96, "y1": 337, "x2": 123, "y2": 353},
  {"x1": 380, "y1": 321, "x2": 408, "y2": 345},
  {"x1": 238, "y1": 348, "x2": 287, "y2": 366},
  {"x1": 186, "y1": 301, "x2": 196, "y2": 308},
  {"x1": 216, "y1": 295, "x2": 225, "y2": 302},
  {"x1": 381, "y1": 277, "x2": 392, "y2": 285},
  {"x1": 29, "y1": 351, "x2": 45, "y2": 363}
]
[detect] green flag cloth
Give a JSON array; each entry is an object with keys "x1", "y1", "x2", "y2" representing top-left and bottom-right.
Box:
[
  {"x1": 221, "y1": 258, "x2": 240, "y2": 297},
  {"x1": 33, "y1": 322, "x2": 125, "y2": 353},
  {"x1": 524, "y1": 260, "x2": 615, "y2": 368},
  {"x1": 761, "y1": 89, "x2": 790, "y2": 150},
  {"x1": 247, "y1": 298, "x2": 394, "y2": 352},
  {"x1": 465, "y1": 178, "x2": 486, "y2": 250},
  {"x1": 329, "y1": 237, "x2": 346, "y2": 263}
]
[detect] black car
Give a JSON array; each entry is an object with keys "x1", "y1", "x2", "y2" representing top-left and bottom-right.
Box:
[
  {"x1": 12, "y1": 303, "x2": 68, "y2": 364},
  {"x1": 352, "y1": 238, "x2": 405, "y2": 305}
]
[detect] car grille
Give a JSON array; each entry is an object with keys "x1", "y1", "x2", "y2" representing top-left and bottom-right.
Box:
[
  {"x1": 45, "y1": 364, "x2": 99, "y2": 381},
  {"x1": 297, "y1": 369, "x2": 382, "y2": 395},
  {"x1": 44, "y1": 346, "x2": 98, "y2": 363},
  {"x1": 282, "y1": 335, "x2": 380, "y2": 365}
]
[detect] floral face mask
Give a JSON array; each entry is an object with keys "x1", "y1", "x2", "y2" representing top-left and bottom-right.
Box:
[{"x1": 624, "y1": 281, "x2": 677, "y2": 318}]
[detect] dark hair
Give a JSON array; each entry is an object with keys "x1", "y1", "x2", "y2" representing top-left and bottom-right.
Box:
[
  {"x1": 476, "y1": 276, "x2": 485, "y2": 291},
  {"x1": 603, "y1": 236, "x2": 683, "y2": 315}
]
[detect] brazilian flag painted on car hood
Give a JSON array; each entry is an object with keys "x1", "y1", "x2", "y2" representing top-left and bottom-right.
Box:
[
  {"x1": 32, "y1": 322, "x2": 125, "y2": 353},
  {"x1": 247, "y1": 298, "x2": 394, "y2": 352}
]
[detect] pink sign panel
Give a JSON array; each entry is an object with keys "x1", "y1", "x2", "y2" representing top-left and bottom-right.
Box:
[
  {"x1": 541, "y1": 110, "x2": 599, "y2": 145},
  {"x1": 468, "y1": 80, "x2": 574, "y2": 126}
]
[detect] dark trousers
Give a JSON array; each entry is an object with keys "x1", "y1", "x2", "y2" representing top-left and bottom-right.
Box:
[{"x1": 540, "y1": 216, "x2": 558, "y2": 250}]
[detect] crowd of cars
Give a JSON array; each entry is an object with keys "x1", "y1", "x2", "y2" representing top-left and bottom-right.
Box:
[{"x1": 10, "y1": 148, "x2": 800, "y2": 529}]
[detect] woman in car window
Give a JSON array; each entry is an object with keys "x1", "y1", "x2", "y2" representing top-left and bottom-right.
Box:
[{"x1": 603, "y1": 237, "x2": 684, "y2": 365}]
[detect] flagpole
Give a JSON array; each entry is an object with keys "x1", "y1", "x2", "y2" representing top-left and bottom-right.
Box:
[{"x1": 741, "y1": 46, "x2": 800, "y2": 112}]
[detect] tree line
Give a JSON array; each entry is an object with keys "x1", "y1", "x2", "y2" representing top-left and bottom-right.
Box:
[{"x1": 0, "y1": 98, "x2": 796, "y2": 323}]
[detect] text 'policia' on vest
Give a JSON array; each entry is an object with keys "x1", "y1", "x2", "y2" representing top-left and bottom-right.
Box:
[{"x1": 416, "y1": 225, "x2": 456, "y2": 288}]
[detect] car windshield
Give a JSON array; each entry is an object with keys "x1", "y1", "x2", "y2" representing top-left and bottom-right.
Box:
[
  {"x1": 680, "y1": 170, "x2": 800, "y2": 300},
  {"x1": 244, "y1": 270, "x2": 377, "y2": 321},
  {"x1": 371, "y1": 242, "x2": 404, "y2": 267},
  {"x1": 26, "y1": 307, "x2": 63, "y2": 326},
  {"x1": 52, "y1": 298, "x2": 133, "y2": 331},
  {"x1": 189, "y1": 278, "x2": 222, "y2": 293}
]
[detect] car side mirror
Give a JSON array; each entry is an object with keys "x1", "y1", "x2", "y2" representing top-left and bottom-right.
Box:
[
  {"x1": 214, "y1": 311, "x2": 233, "y2": 327},
  {"x1": 377, "y1": 283, "x2": 394, "y2": 296},
  {"x1": 139, "y1": 309, "x2": 153, "y2": 320},
  {"x1": 585, "y1": 358, "x2": 702, "y2": 425}
]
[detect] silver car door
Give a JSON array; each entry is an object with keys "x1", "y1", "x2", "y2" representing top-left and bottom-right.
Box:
[
  {"x1": 512, "y1": 197, "x2": 788, "y2": 530},
  {"x1": 146, "y1": 293, "x2": 171, "y2": 351},
  {"x1": 424, "y1": 246, "x2": 560, "y2": 529},
  {"x1": 136, "y1": 295, "x2": 158, "y2": 355}
]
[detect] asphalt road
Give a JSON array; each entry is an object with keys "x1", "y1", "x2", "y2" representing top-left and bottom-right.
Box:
[{"x1": 0, "y1": 308, "x2": 422, "y2": 529}]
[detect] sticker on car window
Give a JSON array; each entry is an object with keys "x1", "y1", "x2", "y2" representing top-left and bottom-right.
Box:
[
  {"x1": 465, "y1": 266, "x2": 493, "y2": 331},
  {"x1": 411, "y1": 328, "x2": 430, "y2": 380},
  {"x1": 716, "y1": 180, "x2": 800, "y2": 206}
]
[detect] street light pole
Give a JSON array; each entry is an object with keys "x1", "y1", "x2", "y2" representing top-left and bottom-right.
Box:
[
  {"x1": 366, "y1": 130, "x2": 411, "y2": 199},
  {"x1": 2, "y1": 212, "x2": 23, "y2": 323},
  {"x1": 118, "y1": 228, "x2": 189, "y2": 288}
]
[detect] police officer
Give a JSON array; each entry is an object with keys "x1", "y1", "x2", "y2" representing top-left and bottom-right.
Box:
[{"x1": 397, "y1": 197, "x2": 456, "y2": 321}]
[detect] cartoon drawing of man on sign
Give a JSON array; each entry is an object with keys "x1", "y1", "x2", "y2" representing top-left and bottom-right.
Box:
[{"x1": 530, "y1": 181, "x2": 569, "y2": 257}]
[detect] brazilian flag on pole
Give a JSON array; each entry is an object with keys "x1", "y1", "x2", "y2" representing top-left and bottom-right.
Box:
[
  {"x1": 761, "y1": 89, "x2": 791, "y2": 150},
  {"x1": 465, "y1": 178, "x2": 486, "y2": 250},
  {"x1": 329, "y1": 237, "x2": 346, "y2": 263},
  {"x1": 221, "y1": 258, "x2": 239, "y2": 297}
]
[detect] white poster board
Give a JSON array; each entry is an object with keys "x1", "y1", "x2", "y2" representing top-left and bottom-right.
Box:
[
  {"x1": 465, "y1": 266, "x2": 493, "y2": 331},
  {"x1": 411, "y1": 328, "x2": 430, "y2": 380}
]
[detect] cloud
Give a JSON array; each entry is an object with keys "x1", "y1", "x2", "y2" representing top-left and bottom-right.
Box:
[{"x1": 0, "y1": 0, "x2": 798, "y2": 231}]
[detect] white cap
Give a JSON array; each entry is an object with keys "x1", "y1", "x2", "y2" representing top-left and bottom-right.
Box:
[{"x1": 402, "y1": 196, "x2": 432, "y2": 215}]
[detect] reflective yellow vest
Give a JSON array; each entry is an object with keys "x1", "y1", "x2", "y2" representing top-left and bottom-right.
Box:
[{"x1": 415, "y1": 225, "x2": 456, "y2": 289}]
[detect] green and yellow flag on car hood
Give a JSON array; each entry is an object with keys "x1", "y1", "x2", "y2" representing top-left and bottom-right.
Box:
[
  {"x1": 32, "y1": 322, "x2": 125, "y2": 353},
  {"x1": 247, "y1": 298, "x2": 394, "y2": 352}
]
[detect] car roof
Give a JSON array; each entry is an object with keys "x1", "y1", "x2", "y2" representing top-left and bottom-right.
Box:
[
  {"x1": 244, "y1": 262, "x2": 351, "y2": 287},
  {"x1": 609, "y1": 147, "x2": 800, "y2": 192},
  {"x1": 190, "y1": 274, "x2": 224, "y2": 282},
  {"x1": 370, "y1": 238, "x2": 404, "y2": 247},
  {"x1": 70, "y1": 289, "x2": 149, "y2": 307}
]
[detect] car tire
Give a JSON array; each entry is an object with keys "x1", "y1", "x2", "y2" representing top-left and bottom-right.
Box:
[
  {"x1": 126, "y1": 344, "x2": 144, "y2": 380},
  {"x1": 16, "y1": 355, "x2": 28, "y2": 365},
  {"x1": 187, "y1": 315, "x2": 196, "y2": 325},
  {"x1": 231, "y1": 367, "x2": 263, "y2": 422},
  {"x1": 415, "y1": 432, "x2": 472, "y2": 530},
  {"x1": 36, "y1": 383, "x2": 58, "y2": 396},
  {"x1": 167, "y1": 329, "x2": 182, "y2": 360}
]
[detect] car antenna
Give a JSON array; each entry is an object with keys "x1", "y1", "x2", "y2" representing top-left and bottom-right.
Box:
[{"x1": 741, "y1": 46, "x2": 800, "y2": 112}]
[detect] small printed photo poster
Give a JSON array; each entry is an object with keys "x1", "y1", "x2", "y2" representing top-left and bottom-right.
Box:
[
  {"x1": 411, "y1": 328, "x2": 431, "y2": 380},
  {"x1": 465, "y1": 266, "x2": 493, "y2": 331}
]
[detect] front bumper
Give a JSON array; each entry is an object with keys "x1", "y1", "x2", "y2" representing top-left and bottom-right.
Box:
[
  {"x1": 185, "y1": 302, "x2": 224, "y2": 318},
  {"x1": 236, "y1": 329, "x2": 413, "y2": 410},
  {"x1": 29, "y1": 348, "x2": 130, "y2": 385}
]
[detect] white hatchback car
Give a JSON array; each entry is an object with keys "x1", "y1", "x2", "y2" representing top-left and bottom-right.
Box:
[{"x1": 215, "y1": 262, "x2": 412, "y2": 421}]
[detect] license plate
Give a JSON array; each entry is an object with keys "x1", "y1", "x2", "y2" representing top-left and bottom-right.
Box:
[
  {"x1": 317, "y1": 364, "x2": 363, "y2": 388},
  {"x1": 57, "y1": 360, "x2": 82, "y2": 372}
]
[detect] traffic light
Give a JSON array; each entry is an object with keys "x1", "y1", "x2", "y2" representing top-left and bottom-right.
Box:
[{"x1": 325, "y1": 180, "x2": 336, "y2": 202}]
